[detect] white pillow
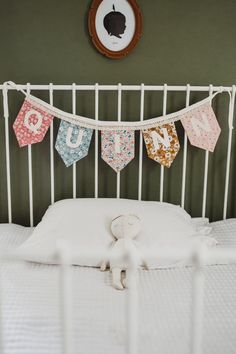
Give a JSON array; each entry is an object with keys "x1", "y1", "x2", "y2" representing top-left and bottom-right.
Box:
[{"x1": 15, "y1": 198, "x2": 216, "y2": 268}]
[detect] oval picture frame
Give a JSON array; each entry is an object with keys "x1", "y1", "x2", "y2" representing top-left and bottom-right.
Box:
[{"x1": 88, "y1": 0, "x2": 142, "y2": 59}]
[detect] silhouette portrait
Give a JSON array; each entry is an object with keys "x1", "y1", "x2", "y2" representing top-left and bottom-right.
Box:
[{"x1": 103, "y1": 4, "x2": 126, "y2": 39}]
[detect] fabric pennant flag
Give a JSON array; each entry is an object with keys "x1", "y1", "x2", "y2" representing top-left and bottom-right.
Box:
[
  {"x1": 13, "y1": 99, "x2": 54, "y2": 147},
  {"x1": 101, "y1": 129, "x2": 135, "y2": 172},
  {"x1": 55, "y1": 121, "x2": 93, "y2": 167},
  {"x1": 142, "y1": 123, "x2": 180, "y2": 168},
  {"x1": 180, "y1": 103, "x2": 221, "y2": 152}
]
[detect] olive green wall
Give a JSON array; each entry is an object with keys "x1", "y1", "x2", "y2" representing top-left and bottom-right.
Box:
[{"x1": 0, "y1": 0, "x2": 236, "y2": 225}]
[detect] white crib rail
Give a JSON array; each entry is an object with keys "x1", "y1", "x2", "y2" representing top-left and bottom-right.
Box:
[
  {"x1": 138, "y1": 83, "x2": 145, "y2": 201},
  {"x1": 49, "y1": 83, "x2": 55, "y2": 205},
  {"x1": 223, "y1": 85, "x2": 236, "y2": 219},
  {"x1": 126, "y1": 248, "x2": 139, "y2": 354},
  {"x1": 72, "y1": 83, "x2": 77, "y2": 199},
  {"x1": 2, "y1": 83, "x2": 12, "y2": 223},
  {"x1": 181, "y1": 84, "x2": 191, "y2": 208},
  {"x1": 201, "y1": 85, "x2": 213, "y2": 218},
  {"x1": 94, "y1": 83, "x2": 99, "y2": 198},
  {"x1": 26, "y1": 83, "x2": 34, "y2": 227},
  {"x1": 191, "y1": 246, "x2": 206, "y2": 354},
  {"x1": 116, "y1": 83, "x2": 122, "y2": 199},
  {"x1": 57, "y1": 242, "x2": 74, "y2": 354}
]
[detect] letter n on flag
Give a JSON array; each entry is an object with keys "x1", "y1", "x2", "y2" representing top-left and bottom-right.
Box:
[
  {"x1": 142, "y1": 123, "x2": 180, "y2": 168},
  {"x1": 13, "y1": 99, "x2": 54, "y2": 147},
  {"x1": 180, "y1": 103, "x2": 221, "y2": 152}
]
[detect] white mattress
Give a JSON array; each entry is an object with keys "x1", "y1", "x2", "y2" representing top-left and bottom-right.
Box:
[{"x1": 0, "y1": 219, "x2": 236, "y2": 354}]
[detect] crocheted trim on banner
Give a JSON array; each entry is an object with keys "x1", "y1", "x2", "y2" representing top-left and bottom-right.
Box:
[{"x1": 4, "y1": 81, "x2": 230, "y2": 131}]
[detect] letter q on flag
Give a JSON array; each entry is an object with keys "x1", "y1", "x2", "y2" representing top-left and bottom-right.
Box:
[
  {"x1": 13, "y1": 99, "x2": 54, "y2": 147},
  {"x1": 180, "y1": 103, "x2": 221, "y2": 152}
]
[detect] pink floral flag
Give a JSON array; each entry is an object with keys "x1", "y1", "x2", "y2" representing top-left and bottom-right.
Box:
[
  {"x1": 13, "y1": 99, "x2": 54, "y2": 147},
  {"x1": 101, "y1": 130, "x2": 135, "y2": 172},
  {"x1": 180, "y1": 103, "x2": 221, "y2": 152}
]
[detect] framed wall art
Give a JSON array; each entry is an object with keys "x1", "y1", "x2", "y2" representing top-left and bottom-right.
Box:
[{"x1": 88, "y1": 0, "x2": 142, "y2": 59}]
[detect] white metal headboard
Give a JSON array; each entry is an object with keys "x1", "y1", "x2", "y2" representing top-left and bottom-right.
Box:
[
  {"x1": 1, "y1": 83, "x2": 236, "y2": 354},
  {"x1": 1, "y1": 83, "x2": 235, "y2": 226}
]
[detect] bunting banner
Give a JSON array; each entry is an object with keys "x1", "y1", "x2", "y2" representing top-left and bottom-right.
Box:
[
  {"x1": 55, "y1": 121, "x2": 93, "y2": 167},
  {"x1": 101, "y1": 130, "x2": 135, "y2": 172},
  {"x1": 13, "y1": 99, "x2": 54, "y2": 147},
  {"x1": 5, "y1": 81, "x2": 231, "y2": 172},
  {"x1": 180, "y1": 103, "x2": 221, "y2": 152},
  {"x1": 142, "y1": 123, "x2": 180, "y2": 168}
]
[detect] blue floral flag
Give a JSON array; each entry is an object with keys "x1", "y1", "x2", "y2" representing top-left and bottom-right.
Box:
[{"x1": 55, "y1": 121, "x2": 93, "y2": 167}]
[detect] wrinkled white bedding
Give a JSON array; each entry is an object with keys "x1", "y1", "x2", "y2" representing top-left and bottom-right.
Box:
[{"x1": 0, "y1": 219, "x2": 236, "y2": 354}]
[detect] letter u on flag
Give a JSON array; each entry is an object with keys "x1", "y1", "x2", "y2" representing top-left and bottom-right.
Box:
[
  {"x1": 13, "y1": 99, "x2": 54, "y2": 147},
  {"x1": 180, "y1": 103, "x2": 221, "y2": 152},
  {"x1": 101, "y1": 130, "x2": 135, "y2": 172},
  {"x1": 55, "y1": 121, "x2": 93, "y2": 167},
  {"x1": 143, "y1": 123, "x2": 180, "y2": 168}
]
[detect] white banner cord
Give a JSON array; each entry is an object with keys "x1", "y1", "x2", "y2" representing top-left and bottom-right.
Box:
[{"x1": 4, "y1": 81, "x2": 232, "y2": 131}]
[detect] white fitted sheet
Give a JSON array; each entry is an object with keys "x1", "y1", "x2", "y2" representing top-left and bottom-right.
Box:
[{"x1": 0, "y1": 219, "x2": 236, "y2": 354}]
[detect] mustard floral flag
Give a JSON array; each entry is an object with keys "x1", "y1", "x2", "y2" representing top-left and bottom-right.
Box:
[{"x1": 142, "y1": 123, "x2": 180, "y2": 168}]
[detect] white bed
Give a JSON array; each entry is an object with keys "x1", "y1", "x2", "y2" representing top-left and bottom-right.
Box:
[{"x1": 1, "y1": 219, "x2": 236, "y2": 354}]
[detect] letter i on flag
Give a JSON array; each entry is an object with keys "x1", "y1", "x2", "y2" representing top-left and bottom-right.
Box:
[
  {"x1": 13, "y1": 99, "x2": 54, "y2": 147},
  {"x1": 55, "y1": 121, "x2": 93, "y2": 167},
  {"x1": 180, "y1": 103, "x2": 221, "y2": 152},
  {"x1": 143, "y1": 123, "x2": 180, "y2": 168},
  {"x1": 101, "y1": 130, "x2": 135, "y2": 172}
]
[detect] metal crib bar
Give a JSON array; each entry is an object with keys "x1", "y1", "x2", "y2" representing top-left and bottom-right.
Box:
[
  {"x1": 49, "y1": 83, "x2": 55, "y2": 205},
  {"x1": 126, "y1": 250, "x2": 139, "y2": 354},
  {"x1": 72, "y1": 83, "x2": 77, "y2": 199},
  {"x1": 202, "y1": 85, "x2": 213, "y2": 218},
  {"x1": 2, "y1": 83, "x2": 12, "y2": 223},
  {"x1": 160, "y1": 84, "x2": 168, "y2": 202},
  {"x1": 181, "y1": 84, "x2": 191, "y2": 208},
  {"x1": 26, "y1": 83, "x2": 34, "y2": 227},
  {"x1": 116, "y1": 83, "x2": 122, "y2": 199},
  {"x1": 138, "y1": 84, "x2": 145, "y2": 201},
  {"x1": 58, "y1": 245, "x2": 73, "y2": 354},
  {"x1": 191, "y1": 248, "x2": 205, "y2": 354},
  {"x1": 94, "y1": 83, "x2": 99, "y2": 198},
  {"x1": 1, "y1": 84, "x2": 234, "y2": 92},
  {"x1": 223, "y1": 85, "x2": 236, "y2": 219}
]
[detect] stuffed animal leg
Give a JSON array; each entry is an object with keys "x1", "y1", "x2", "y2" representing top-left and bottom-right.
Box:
[
  {"x1": 100, "y1": 240, "x2": 116, "y2": 271},
  {"x1": 111, "y1": 267, "x2": 124, "y2": 290}
]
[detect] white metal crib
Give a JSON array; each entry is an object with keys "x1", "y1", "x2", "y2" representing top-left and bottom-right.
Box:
[{"x1": 0, "y1": 83, "x2": 236, "y2": 354}]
